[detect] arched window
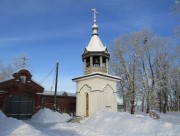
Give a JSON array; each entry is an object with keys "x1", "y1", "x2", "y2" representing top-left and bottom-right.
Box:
[{"x1": 86, "y1": 93, "x2": 89, "y2": 116}]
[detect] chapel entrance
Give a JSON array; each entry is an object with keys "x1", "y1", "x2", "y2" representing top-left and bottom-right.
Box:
[
  {"x1": 86, "y1": 93, "x2": 89, "y2": 116},
  {"x1": 3, "y1": 95, "x2": 33, "y2": 119}
]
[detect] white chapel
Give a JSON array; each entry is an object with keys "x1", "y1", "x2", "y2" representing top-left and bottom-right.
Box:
[{"x1": 72, "y1": 9, "x2": 121, "y2": 117}]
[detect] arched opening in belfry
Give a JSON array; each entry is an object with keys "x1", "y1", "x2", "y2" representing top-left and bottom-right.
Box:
[
  {"x1": 102, "y1": 57, "x2": 106, "y2": 67},
  {"x1": 93, "y1": 56, "x2": 100, "y2": 66},
  {"x1": 86, "y1": 57, "x2": 90, "y2": 67}
]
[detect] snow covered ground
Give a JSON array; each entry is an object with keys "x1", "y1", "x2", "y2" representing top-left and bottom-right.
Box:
[
  {"x1": 0, "y1": 109, "x2": 180, "y2": 136},
  {"x1": 0, "y1": 111, "x2": 47, "y2": 136},
  {"x1": 31, "y1": 108, "x2": 72, "y2": 123}
]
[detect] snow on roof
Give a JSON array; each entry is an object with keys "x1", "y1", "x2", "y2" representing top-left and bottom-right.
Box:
[
  {"x1": 86, "y1": 35, "x2": 106, "y2": 52},
  {"x1": 14, "y1": 68, "x2": 30, "y2": 73},
  {"x1": 67, "y1": 92, "x2": 76, "y2": 97},
  {"x1": 0, "y1": 78, "x2": 14, "y2": 84},
  {"x1": 0, "y1": 69, "x2": 44, "y2": 88},
  {"x1": 72, "y1": 72, "x2": 121, "y2": 81},
  {"x1": 31, "y1": 79, "x2": 45, "y2": 89},
  {"x1": 0, "y1": 90, "x2": 7, "y2": 94},
  {"x1": 0, "y1": 77, "x2": 44, "y2": 89},
  {"x1": 37, "y1": 91, "x2": 76, "y2": 97},
  {"x1": 31, "y1": 108, "x2": 72, "y2": 123}
]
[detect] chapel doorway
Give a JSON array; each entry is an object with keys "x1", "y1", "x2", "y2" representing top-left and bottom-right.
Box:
[
  {"x1": 86, "y1": 93, "x2": 89, "y2": 117},
  {"x1": 3, "y1": 95, "x2": 33, "y2": 119}
]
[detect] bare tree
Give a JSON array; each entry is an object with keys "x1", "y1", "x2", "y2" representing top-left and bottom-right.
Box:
[
  {"x1": 171, "y1": 0, "x2": 180, "y2": 14},
  {"x1": 110, "y1": 29, "x2": 179, "y2": 114},
  {"x1": 0, "y1": 54, "x2": 30, "y2": 82},
  {"x1": 153, "y1": 37, "x2": 172, "y2": 113},
  {"x1": 171, "y1": 0, "x2": 180, "y2": 39},
  {"x1": 110, "y1": 32, "x2": 142, "y2": 114}
]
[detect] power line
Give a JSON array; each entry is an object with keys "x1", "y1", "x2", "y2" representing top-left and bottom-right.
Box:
[
  {"x1": 40, "y1": 64, "x2": 56, "y2": 85},
  {"x1": 50, "y1": 69, "x2": 56, "y2": 91}
]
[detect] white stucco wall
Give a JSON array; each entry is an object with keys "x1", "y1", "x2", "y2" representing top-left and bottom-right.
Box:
[{"x1": 75, "y1": 75, "x2": 118, "y2": 117}]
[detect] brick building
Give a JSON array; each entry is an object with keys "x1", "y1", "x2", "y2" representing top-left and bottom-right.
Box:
[
  {"x1": 0, "y1": 69, "x2": 76, "y2": 119},
  {"x1": 37, "y1": 91, "x2": 76, "y2": 114}
]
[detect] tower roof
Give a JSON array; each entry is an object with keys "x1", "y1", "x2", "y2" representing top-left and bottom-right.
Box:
[
  {"x1": 86, "y1": 35, "x2": 106, "y2": 52},
  {"x1": 85, "y1": 8, "x2": 107, "y2": 52}
]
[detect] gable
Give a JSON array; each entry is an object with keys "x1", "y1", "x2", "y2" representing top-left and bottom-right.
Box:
[{"x1": 0, "y1": 69, "x2": 44, "y2": 93}]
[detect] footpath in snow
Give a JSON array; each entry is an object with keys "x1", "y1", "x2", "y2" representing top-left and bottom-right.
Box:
[{"x1": 0, "y1": 108, "x2": 180, "y2": 136}]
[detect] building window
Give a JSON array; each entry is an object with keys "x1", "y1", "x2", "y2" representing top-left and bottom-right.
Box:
[{"x1": 20, "y1": 76, "x2": 26, "y2": 84}]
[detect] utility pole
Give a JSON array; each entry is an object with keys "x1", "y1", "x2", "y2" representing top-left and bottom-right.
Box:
[{"x1": 54, "y1": 62, "x2": 59, "y2": 111}]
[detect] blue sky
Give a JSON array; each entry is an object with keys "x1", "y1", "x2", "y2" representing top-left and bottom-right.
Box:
[{"x1": 0, "y1": 0, "x2": 179, "y2": 92}]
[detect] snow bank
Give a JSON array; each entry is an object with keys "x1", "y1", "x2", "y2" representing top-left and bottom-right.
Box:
[
  {"x1": 79, "y1": 111, "x2": 180, "y2": 136},
  {"x1": 31, "y1": 108, "x2": 72, "y2": 123},
  {"x1": 0, "y1": 112, "x2": 47, "y2": 136},
  {"x1": 0, "y1": 111, "x2": 6, "y2": 119},
  {"x1": 159, "y1": 111, "x2": 180, "y2": 125},
  {"x1": 1, "y1": 110, "x2": 180, "y2": 136}
]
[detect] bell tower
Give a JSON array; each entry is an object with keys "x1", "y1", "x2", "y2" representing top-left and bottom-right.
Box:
[
  {"x1": 82, "y1": 8, "x2": 110, "y2": 75},
  {"x1": 73, "y1": 9, "x2": 120, "y2": 117}
]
